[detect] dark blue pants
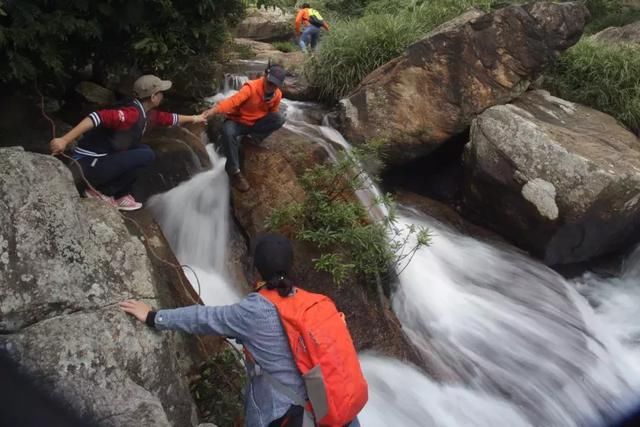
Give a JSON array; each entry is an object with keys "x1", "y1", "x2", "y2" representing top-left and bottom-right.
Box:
[
  {"x1": 78, "y1": 145, "x2": 155, "y2": 198},
  {"x1": 221, "y1": 112, "x2": 285, "y2": 174}
]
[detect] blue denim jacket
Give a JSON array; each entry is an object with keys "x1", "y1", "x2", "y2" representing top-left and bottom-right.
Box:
[{"x1": 155, "y1": 293, "x2": 306, "y2": 426}]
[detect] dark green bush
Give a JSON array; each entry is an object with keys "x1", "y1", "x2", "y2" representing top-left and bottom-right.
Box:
[
  {"x1": 0, "y1": 0, "x2": 244, "y2": 96},
  {"x1": 191, "y1": 348, "x2": 245, "y2": 426},
  {"x1": 545, "y1": 38, "x2": 640, "y2": 134},
  {"x1": 585, "y1": 0, "x2": 640, "y2": 34}
]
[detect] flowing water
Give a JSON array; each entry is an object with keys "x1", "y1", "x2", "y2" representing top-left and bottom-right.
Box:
[{"x1": 148, "y1": 67, "x2": 640, "y2": 426}]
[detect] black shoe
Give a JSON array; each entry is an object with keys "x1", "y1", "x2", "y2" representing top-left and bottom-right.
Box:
[{"x1": 230, "y1": 171, "x2": 250, "y2": 192}]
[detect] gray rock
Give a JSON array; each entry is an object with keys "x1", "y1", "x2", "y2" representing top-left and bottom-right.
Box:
[
  {"x1": 463, "y1": 90, "x2": 640, "y2": 264},
  {"x1": 592, "y1": 20, "x2": 640, "y2": 44},
  {"x1": 75, "y1": 81, "x2": 116, "y2": 106},
  {"x1": 0, "y1": 148, "x2": 198, "y2": 426},
  {"x1": 234, "y1": 7, "x2": 294, "y2": 42},
  {"x1": 336, "y1": 2, "x2": 589, "y2": 165}
]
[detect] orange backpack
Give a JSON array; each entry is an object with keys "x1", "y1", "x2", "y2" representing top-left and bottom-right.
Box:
[{"x1": 259, "y1": 287, "x2": 368, "y2": 426}]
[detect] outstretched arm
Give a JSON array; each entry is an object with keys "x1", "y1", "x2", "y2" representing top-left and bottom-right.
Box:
[{"x1": 120, "y1": 296, "x2": 260, "y2": 341}]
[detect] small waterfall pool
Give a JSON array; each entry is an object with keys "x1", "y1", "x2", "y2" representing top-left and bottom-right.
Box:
[{"x1": 149, "y1": 67, "x2": 640, "y2": 427}]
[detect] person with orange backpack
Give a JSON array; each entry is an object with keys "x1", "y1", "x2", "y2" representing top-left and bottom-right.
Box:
[
  {"x1": 120, "y1": 233, "x2": 367, "y2": 426},
  {"x1": 295, "y1": 3, "x2": 329, "y2": 54}
]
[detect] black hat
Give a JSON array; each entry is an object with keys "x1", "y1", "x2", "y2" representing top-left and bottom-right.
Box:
[
  {"x1": 253, "y1": 233, "x2": 293, "y2": 281},
  {"x1": 266, "y1": 64, "x2": 286, "y2": 88}
]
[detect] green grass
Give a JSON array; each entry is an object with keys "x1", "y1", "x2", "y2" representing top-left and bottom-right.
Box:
[
  {"x1": 545, "y1": 38, "x2": 640, "y2": 134},
  {"x1": 303, "y1": 0, "x2": 498, "y2": 101},
  {"x1": 271, "y1": 40, "x2": 298, "y2": 52}
]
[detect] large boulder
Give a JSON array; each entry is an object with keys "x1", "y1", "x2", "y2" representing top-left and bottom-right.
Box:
[
  {"x1": 227, "y1": 128, "x2": 429, "y2": 371},
  {"x1": 336, "y1": 2, "x2": 589, "y2": 165},
  {"x1": 592, "y1": 20, "x2": 640, "y2": 44},
  {"x1": 0, "y1": 147, "x2": 199, "y2": 426},
  {"x1": 462, "y1": 90, "x2": 640, "y2": 265},
  {"x1": 234, "y1": 7, "x2": 294, "y2": 42}
]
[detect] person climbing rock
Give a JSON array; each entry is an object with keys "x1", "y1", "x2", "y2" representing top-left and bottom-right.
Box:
[
  {"x1": 295, "y1": 3, "x2": 329, "y2": 54},
  {"x1": 120, "y1": 233, "x2": 367, "y2": 427},
  {"x1": 202, "y1": 64, "x2": 286, "y2": 192},
  {"x1": 49, "y1": 75, "x2": 207, "y2": 211}
]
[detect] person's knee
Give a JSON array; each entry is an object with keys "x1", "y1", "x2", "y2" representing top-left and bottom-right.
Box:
[
  {"x1": 138, "y1": 146, "x2": 156, "y2": 166},
  {"x1": 272, "y1": 112, "x2": 285, "y2": 129},
  {"x1": 222, "y1": 120, "x2": 237, "y2": 139}
]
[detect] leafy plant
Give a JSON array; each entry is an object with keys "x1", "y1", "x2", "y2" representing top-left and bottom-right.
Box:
[
  {"x1": 266, "y1": 145, "x2": 430, "y2": 285},
  {"x1": 190, "y1": 349, "x2": 246, "y2": 426},
  {"x1": 0, "y1": 0, "x2": 245, "y2": 97},
  {"x1": 545, "y1": 38, "x2": 640, "y2": 134},
  {"x1": 584, "y1": 0, "x2": 640, "y2": 34}
]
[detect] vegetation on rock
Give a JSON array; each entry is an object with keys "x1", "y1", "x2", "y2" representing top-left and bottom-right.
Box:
[
  {"x1": 266, "y1": 146, "x2": 430, "y2": 285},
  {"x1": 545, "y1": 38, "x2": 640, "y2": 134},
  {"x1": 191, "y1": 348, "x2": 246, "y2": 426}
]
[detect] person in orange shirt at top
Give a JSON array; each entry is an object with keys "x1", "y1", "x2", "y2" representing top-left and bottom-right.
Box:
[
  {"x1": 203, "y1": 64, "x2": 286, "y2": 192},
  {"x1": 295, "y1": 3, "x2": 329, "y2": 54}
]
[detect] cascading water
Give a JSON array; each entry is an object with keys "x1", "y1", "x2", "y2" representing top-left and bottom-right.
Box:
[
  {"x1": 149, "y1": 66, "x2": 640, "y2": 426},
  {"x1": 147, "y1": 145, "x2": 241, "y2": 307}
]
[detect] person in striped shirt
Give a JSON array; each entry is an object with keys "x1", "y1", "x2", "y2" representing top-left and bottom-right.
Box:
[{"x1": 50, "y1": 75, "x2": 206, "y2": 211}]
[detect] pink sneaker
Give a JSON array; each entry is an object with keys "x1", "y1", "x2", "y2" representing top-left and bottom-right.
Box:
[
  {"x1": 84, "y1": 187, "x2": 117, "y2": 207},
  {"x1": 115, "y1": 194, "x2": 143, "y2": 211}
]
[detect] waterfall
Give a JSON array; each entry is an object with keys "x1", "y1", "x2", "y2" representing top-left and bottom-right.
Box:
[
  {"x1": 147, "y1": 146, "x2": 241, "y2": 306},
  {"x1": 148, "y1": 69, "x2": 640, "y2": 426}
]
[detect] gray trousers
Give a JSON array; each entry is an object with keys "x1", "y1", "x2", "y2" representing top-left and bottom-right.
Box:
[{"x1": 221, "y1": 112, "x2": 285, "y2": 173}]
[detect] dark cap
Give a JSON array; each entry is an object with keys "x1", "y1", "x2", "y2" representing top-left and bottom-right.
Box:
[
  {"x1": 253, "y1": 233, "x2": 293, "y2": 281},
  {"x1": 266, "y1": 65, "x2": 286, "y2": 88}
]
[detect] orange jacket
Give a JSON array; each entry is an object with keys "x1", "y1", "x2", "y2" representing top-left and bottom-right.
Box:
[
  {"x1": 213, "y1": 77, "x2": 282, "y2": 127},
  {"x1": 295, "y1": 8, "x2": 329, "y2": 34}
]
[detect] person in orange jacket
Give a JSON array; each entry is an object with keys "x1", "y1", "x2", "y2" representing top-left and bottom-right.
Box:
[
  {"x1": 295, "y1": 3, "x2": 329, "y2": 53},
  {"x1": 202, "y1": 64, "x2": 286, "y2": 192}
]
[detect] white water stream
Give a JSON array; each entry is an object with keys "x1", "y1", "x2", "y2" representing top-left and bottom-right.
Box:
[{"x1": 148, "y1": 69, "x2": 640, "y2": 426}]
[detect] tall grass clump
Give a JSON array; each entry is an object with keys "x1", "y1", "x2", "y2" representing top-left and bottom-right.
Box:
[
  {"x1": 545, "y1": 38, "x2": 640, "y2": 134},
  {"x1": 304, "y1": 0, "x2": 497, "y2": 101}
]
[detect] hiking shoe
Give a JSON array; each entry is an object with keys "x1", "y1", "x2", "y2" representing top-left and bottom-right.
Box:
[
  {"x1": 230, "y1": 171, "x2": 250, "y2": 192},
  {"x1": 84, "y1": 187, "x2": 117, "y2": 208},
  {"x1": 115, "y1": 194, "x2": 143, "y2": 211}
]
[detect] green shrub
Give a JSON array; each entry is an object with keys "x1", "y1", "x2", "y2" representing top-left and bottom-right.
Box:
[
  {"x1": 272, "y1": 40, "x2": 298, "y2": 52},
  {"x1": 584, "y1": 0, "x2": 640, "y2": 34},
  {"x1": 266, "y1": 146, "x2": 430, "y2": 285},
  {"x1": 0, "y1": 0, "x2": 244, "y2": 96},
  {"x1": 191, "y1": 349, "x2": 246, "y2": 426},
  {"x1": 304, "y1": 0, "x2": 496, "y2": 100},
  {"x1": 545, "y1": 38, "x2": 640, "y2": 134}
]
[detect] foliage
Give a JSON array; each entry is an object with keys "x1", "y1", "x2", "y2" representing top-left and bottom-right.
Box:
[
  {"x1": 0, "y1": 0, "x2": 245, "y2": 96},
  {"x1": 545, "y1": 38, "x2": 640, "y2": 134},
  {"x1": 304, "y1": 0, "x2": 497, "y2": 100},
  {"x1": 191, "y1": 348, "x2": 246, "y2": 426},
  {"x1": 584, "y1": 0, "x2": 640, "y2": 34},
  {"x1": 272, "y1": 40, "x2": 298, "y2": 52},
  {"x1": 266, "y1": 145, "x2": 430, "y2": 285}
]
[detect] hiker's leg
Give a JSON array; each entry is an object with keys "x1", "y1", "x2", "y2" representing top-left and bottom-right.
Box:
[
  {"x1": 247, "y1": 112, "x2": 285, "y2": 141},
  {"x1": 221, "y1": 119, "x2": 250, "y2": 174},
  {"x1": 300, "y1": 26, "x2": 315, "y2": 53},
  {"x1": 309, "y1": 26, "x2": 321, "y2": 51},
  {"x1": 80, "y1": 145, "x2": 155, "y2": 197}
]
